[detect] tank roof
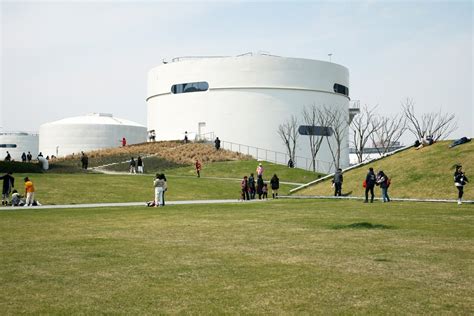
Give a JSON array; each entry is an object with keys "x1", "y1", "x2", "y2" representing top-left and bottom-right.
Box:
[{"x1": 41, "y1": 113, "x2": 145, "y2": 127}]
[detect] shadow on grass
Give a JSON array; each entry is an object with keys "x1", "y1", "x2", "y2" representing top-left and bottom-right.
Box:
[{"x1": 330, "y1": 222, "x2": 394, "y2": 230}]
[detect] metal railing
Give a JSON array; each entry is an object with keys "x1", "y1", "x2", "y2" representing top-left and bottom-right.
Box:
[{"x1": 220, "y1": 140, "x2": 333, "y2": 173}]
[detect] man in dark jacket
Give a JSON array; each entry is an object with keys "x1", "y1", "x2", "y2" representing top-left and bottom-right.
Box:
[
  {"x1": 0, "y1": 172, "x2": 14, "y2": 206},
  {"x1": 333, "y1": 168, "x2": 343, "y2": 196},
  {"x1": 270, "y1": 174, "x2": 280, "y2": 199},
  {"x1": 364, "y1": 167, "x2": 376, "y2": 203}
]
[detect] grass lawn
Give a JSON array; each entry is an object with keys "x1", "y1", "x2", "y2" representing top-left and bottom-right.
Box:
[
  {"x1": 9, "y1": 173, "x2": 297, "y2": 205},
  {"x1": 297, "y1": 141, "x2": 474, "y2": 200},
  {"x1": 164, "y1": 160, "x2": 321, "y2": 184},
  {"x1": 0, "y1": 199, "x2": 472, "y2": 314}
]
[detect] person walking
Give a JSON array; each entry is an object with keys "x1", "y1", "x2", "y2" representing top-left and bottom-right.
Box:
[
  {"x1": 256, "y1": 175, "x2": 264, "y2": 200},
  {"x1": 137, "y1": 156, "x2": 144, "y2": 173},
  {"x1": 195, "y1": 159, "x2": 202, "y2": 178},
  {"x1": 364, "y1": 167, "x2": 376, "y2": 203},
  {"x1": 270, "y1": 174, "x2": 280, "y2": 199},
  {"x1": 332, "y1": 168, "x2": 343, "y2": 196},
  {"x1": 153, "y1": 173, "x2": 166, "y2": 207},
  {"x1": 241, "y1": 176, "x2": 250, "y2": 200},
  {"x1": 129, "y1": 157, "x2": 136, "y2": 174},
  {"x1": 376, "y1": 170, "x2": 391, "y2": 202},
  {"x1": 454, "y1": 165, "x2": 469, "y2": 205},
  {"x1": 5, "y1": 151, "x2": 11, "y2": 161},
  {"x1": 23, "y1": 177, "x2": 35, "y2": 206},
  {"x1": 248, "y1": 173, "x2": 256, "y2": 199},
  {"x1": 0, "y1": 172, "x2": 14, "y2": 206}
]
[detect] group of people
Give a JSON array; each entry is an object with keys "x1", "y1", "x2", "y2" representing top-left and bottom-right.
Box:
[
  {"x1": 4, "y1": 151, "x2": 34, "y2": 162},
  {"x1": 129, "y1": 156, "x2": 144, "y2": 174},
  {"x1": 363, "y1": 168, "x2": 391, "y2": 203},
  {"x1": 414, "y1": 135, "x2": 434, "y2": 150},
  {"x1": 240, "y1": 163, "x2": 280, "y2": 200},
  {"x1": 1, "y1": 172, "x2": 37, "y2": 207}
]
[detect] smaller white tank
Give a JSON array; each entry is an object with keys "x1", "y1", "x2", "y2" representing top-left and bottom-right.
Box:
[
  {"x1": 0, "y1": 132, "x2": 39, "y2": 161},
  {"x1": 39, "y1": 113, "x2": 147, "y2": 157}
]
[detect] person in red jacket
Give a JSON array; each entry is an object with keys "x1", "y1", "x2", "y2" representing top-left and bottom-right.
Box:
[
  {"x1": 195, "y1": 159, "x2": 202, "y2": 178},
  {"x1": 121, "y1": 137, "x2": 127, "y2": 147}
]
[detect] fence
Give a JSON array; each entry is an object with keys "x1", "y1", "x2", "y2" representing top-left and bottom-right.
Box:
[{"x1": 220, "y1": 140, "x2": 334, "y2": 173}]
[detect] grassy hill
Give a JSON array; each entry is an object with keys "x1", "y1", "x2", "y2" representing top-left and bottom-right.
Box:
[{"x1": 296, "y1": 140, "x2": 474, "y2": 200}]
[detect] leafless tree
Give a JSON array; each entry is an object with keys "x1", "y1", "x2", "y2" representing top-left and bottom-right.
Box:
[
  {"x1": 322, "y1": 106, "x2": 349, "y2": 170},
  {"x1": 402, "y1": 98, "x2": 457, "y2": 141},
  {"x1": 350, "y1": 105, "x2": 381, "y2": 163},
  {"x1": 277, "y1": 115, "x2": 299, "y2": 163},
  {"x1": 370, "y1": 113, "x2": 407, "y2": 155},
  {"x1": 302, "y1": 105, "x2": 329, "y2": 172}
]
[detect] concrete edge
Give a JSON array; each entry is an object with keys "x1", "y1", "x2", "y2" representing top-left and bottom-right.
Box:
[{"x1": 280, "y1": 195, "x2": 474, "y2": 204}]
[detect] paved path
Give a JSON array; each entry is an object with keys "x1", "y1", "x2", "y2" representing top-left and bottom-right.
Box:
[
  {"x1": 0, "y1": 199, "x2": 265, "y2": 210},
  {"x1": 281, "y1": 195, "x2": 474, "y2": 204}
]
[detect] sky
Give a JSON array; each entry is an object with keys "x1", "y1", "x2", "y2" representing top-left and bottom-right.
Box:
[{"x1": 1, "y1": 0, "x2": 472, "y2": 144}]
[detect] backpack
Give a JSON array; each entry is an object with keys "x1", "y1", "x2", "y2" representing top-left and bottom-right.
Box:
[
  {"x1": 362, "y1": 180, "x2": 367, "y2": 188},
  {"x1": 386, "y1": 178, "x2": 391, "y2": 187}
]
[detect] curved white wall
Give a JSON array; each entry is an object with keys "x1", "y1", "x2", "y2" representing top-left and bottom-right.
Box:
[
  {"x1": 147, "y1": 55, "x2": 350, "y2": 172},
  {"x1": 0, "y1": 132, "x2": 39, "y2": 161},
  {"x1": 39, "y1": 113, "x2": 147, "y2": 157}
]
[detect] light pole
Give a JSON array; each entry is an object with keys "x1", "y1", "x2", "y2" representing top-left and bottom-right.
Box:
[{"x1": 328, "y1": 53, "x2": 333, "y2": 62}]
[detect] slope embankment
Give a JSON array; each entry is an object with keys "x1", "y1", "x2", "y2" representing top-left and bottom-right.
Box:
[{"x1": 295, "y1": 140, "x2": 473, "y2": 200}]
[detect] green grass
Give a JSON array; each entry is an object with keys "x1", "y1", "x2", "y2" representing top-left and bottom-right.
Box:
[
  {"x1": 10, "y1": 173, "x2": 296, "y2": 204},
  {"x1": 298, "y1": 140, "x2": 474, "y2": 200},
  {"x1": 0, "y1": 199, "x2": 472, "y2": 314},
  {"x1": 165, "y1": 160, "x2": 321, "y2": 184}
]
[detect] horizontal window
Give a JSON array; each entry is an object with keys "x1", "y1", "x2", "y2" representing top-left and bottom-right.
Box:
[
  {"x1": 298, "y1": 126, "x2": 333, "y2": 136},
  {"x1": 171, "y1": 81, "x2": 209, "y2": 94},
  {"x1": 0, "y1": 144, "x2": 17, "y2": 148},
  {"x1": 333, "y1": 83, "x2": 349, "y2": 97}
]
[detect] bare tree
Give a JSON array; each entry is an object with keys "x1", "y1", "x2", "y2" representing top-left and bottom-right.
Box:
[
  {"x1": 302, "y1": 105, "x2": 328, "y2": 172},
  {"x1": 350, "y1": 105, "x2": 381, "y2": 163},
  {"x1": 277, "y1": 115, "x2": 299, "y2": 163},
  {"x1": 402, "y1": 98, "x2": 458, "y2": 141},
  {"x1": 322, "y1": 106, "x2": 349, "y2": 170},
  {"x1": 370, "y1": 114, "x2": 407, "y2": 155}
]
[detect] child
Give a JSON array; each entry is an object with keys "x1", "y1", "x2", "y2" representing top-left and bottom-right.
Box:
[
  {"x1": 195, "y1": 159, "x2": 202, "y2": 178},
  {"x1": 24, "y1": 177, "x2": 35, "y2": 206},
  {"x1": 262, "y1": 183, "x2": 268, "y2": 199},
  {"x1": 11, "y1": 189, "x2": 22, "y2": 206}
]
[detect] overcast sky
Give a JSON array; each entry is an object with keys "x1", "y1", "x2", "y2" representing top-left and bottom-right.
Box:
[{"x1": 1, "y1": 0, "x2": 472, "y2": 143}]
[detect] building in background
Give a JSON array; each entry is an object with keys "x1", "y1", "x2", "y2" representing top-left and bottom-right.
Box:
[
  {"x1": 39, "y1": 113, "x2": 147, "y2": 157},
  {"x1": 0, "y1": 132, "x2": 39, "y2": 161},
  {"x1": 147, "y1": 53, "x2": 354, "y2": 172}
]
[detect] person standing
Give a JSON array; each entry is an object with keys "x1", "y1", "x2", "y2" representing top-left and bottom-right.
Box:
[
  {"x1": 364, "y1": 167, "x2": 376, "y2": 203},
  {"x1": 241, "y1": 176, "x2": 250, "y2": 200},
  {"x1": 376, "y1": 170, "x2": 391, "y2": 202},
  {"x1": 454, "y1": 165, "x2": 469, "y2": 205},
  {"x1": 248, "y1": 173, "x2": 256, "y2": 199},
  {"x1": 137, "y1": 156, "x2": 144, "y2": 173},
  {"x1": 0, "y1": 172, "x2": 14, "y2": 206},
  {"x1": 121, "y1": 137, "x2": 127, "y2": 147},
  {"x1": 270, "y1": 174, "x2": 280, "y2": 199},
  {"x1": 129, "y1": 157, "x2": 136, "y2": 174},
  {"x1": 27, "y1": 151, "x2": 32, "y2": 162},
  {"x1": 161, "y1": 173, "x2": 167, "y2": 206},
  {"x1": 23, "y1": 177, "x2": 35, "y2": 206},
  {"x1": 21, "y1": 152, "x2": 27, "y2": 162},
  {"x1": 214, "y1": 137, "x2": 221, "y2": 150},
  {"x1": 80, "y1": 151, "x2": 88, "y2": 169},
  {"x1": 256, "y1": 163, "x2": 264, "y2": 177},
  {"x1": 332, "y1": 168, "x2": 343, "y2": 196},
  {"x1": 5, "y1": 151, "x2": 11, "y2": 161},
  {"x1": 153, "y1": 173, "x2": 165, "y2": 207},
  {"x1": 195, "y1": 159, "x2": 202, "y2": 178},
  {"x1": 184, "y1": 131, "x2": 189, "y2": 144}
]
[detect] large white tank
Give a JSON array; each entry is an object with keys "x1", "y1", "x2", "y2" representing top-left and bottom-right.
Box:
[
  {"x1": 0, "y1": 132, "x2": 39, "y2": 161},
  {"x1": 147, "y1": 54, "x2": 351, "y2": 172},
  {"x1": 39, "y1": 113, "x2": 147, "y2": 157}
]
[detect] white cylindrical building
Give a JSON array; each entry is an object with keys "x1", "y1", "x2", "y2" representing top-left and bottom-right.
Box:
[
  {"x1": 0, "y1": 132, "x2": 39, "y2": 161},
  {"x1": 147, "y1": 54, "x2": 351, "y2": 172},
  {"x1": 39, "y1": 113, "x2": 147, "y2": 157}
]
